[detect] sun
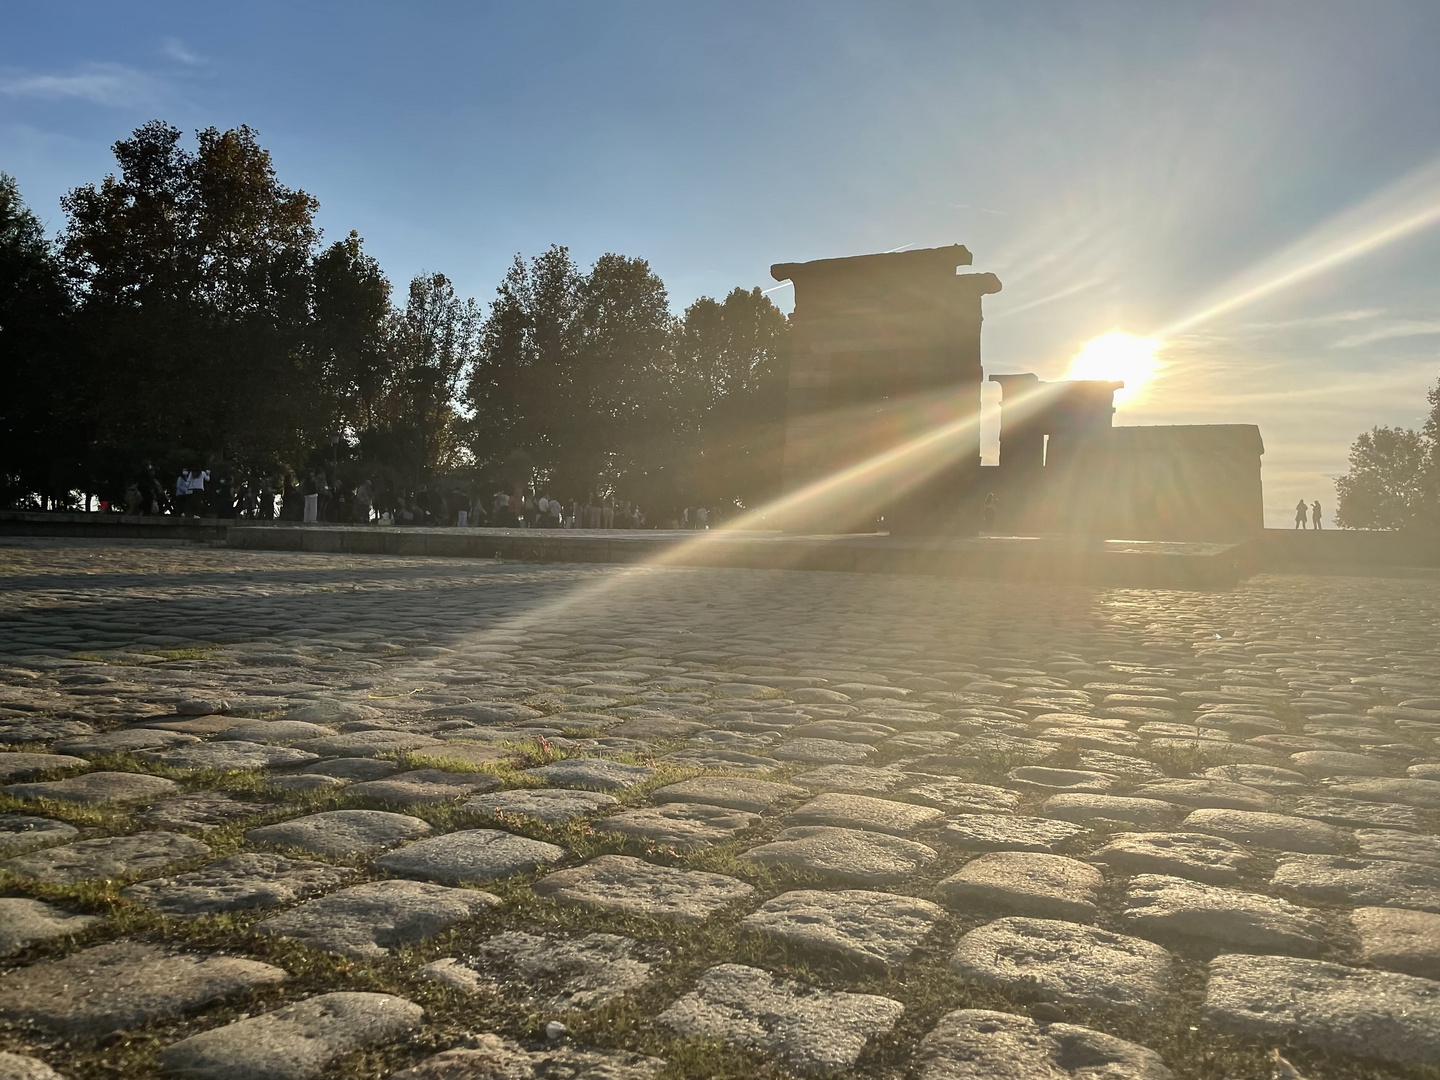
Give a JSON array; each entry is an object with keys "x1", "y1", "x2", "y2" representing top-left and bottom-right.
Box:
[{"x1": 1064, "y1": 332, "x2": 1165, "y2": 404}]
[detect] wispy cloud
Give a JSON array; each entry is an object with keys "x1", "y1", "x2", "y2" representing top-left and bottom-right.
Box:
[
  {"x1": 1332, "y1": 318, "x2": 1440, "y2": 349},
  {"x1": 0, "y1": 62, "x2": 161, "y2": 108},
  {"x1": 161, "y1": 37, "x2": 205, "y2": 66},
  {"x1": 1232, "y1": 308, "x2": 1384, "y2": 333},
  {"x1": 989, "y1": 274, "x2": 1112, "y2": 321}
]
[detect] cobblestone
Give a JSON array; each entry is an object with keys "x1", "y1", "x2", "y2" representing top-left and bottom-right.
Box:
[
  {"x1": 254, "y1": 879, "x2": 500, "y2": 958},
  {"x1": 949, "y1": 917, "x2": 1173, "y2": 1014},
  {"x1": 0, "y1": 898, "x2": 102, "y2": 956},
  {"x1": 0, "y1": 541, "x2": 1437, "y2": 1079},
  {"x1": 159, "y1": 991, "x2": 422, "y2": 1079},
  {"x1": 390, "y1": 1036, "x2": 664, "y2": 1080},
  {"x1": 0, "y1": 942, "x2": 284, "y2": 1036},
  {"x1": 914, "y1": 1009, "x2": 1174, "y2": 1080},
  {"x1": 419, "y1": 930, "x2": 662, "y2": 1010},
  {"x1": 0, "y1": 831, "x2": 210, "y2": 884},
  {"x1": 740, "y1": 888, "x2": 944, "y2": 966},
  {"x1": 657, "y1": 963, "x2": 904, "y2": 1073}
]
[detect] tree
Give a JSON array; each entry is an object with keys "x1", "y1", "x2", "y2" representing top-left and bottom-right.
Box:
[
  {"x1": 568, "y1": 253, "x2": 675, "y2": 498},
  {"x1": 466, "y1": 247, "x2": 676, "y2": 501},
  {"x1": 0, "y1": 174, "x2": 73, "y2": 507},
  {"x1": 468, "y1": 245, "x2": 583, "y2": 485},
  {"x1": 59, "y1": 121, "x2": 324, "y2": 480},
  {"x1": 313, "y1": 231, "x2": 392, "y2": 431},
  {"x1": 1335, "y1": 375, "x2": 1439, "y2": 531},
  {"x1": 7, "y1": 118, "x2": 792, "y2": 514},
  {"x1": 672, "y1": 286, "x2": 789, "y2": 510},
  {"x1": 386, "y1": 272, "x2": 480, "y2": 475}
]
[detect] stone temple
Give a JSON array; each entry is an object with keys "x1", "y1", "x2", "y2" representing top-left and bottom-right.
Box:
[{"x1": 772, "y1": 245, "x2": 1264, "y2": 540}]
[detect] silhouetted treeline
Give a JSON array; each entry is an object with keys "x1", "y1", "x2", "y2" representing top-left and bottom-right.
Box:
[
  {"x1": 1336, "y1": 376, "x2": 1439, "y2": 531},
  {"x1": 0, "y1": 121, "x2": 788, "y2": 517}
]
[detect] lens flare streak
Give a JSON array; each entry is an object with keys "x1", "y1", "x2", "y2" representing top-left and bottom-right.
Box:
[{"x1": 1162, "y1": 154, "x2": 1440, "y2": 337}]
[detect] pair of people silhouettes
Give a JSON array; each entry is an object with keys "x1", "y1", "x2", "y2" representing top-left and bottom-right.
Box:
[{"x1": 1294, "y1": 499, "x2": 1322, "y2": 530}]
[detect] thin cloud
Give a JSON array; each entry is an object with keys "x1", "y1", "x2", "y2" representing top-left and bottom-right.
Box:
[
  {"x1": 0, "y1": 62, "x2": 161, "y2": 108},
  {"x1": 1332, "y1": 319, "x2": 1440, "y2": 349},
  {"x1": 161, "y1": 37, "x2": 205, "y2": 66},
  {"x1": 988, "y1": 273, "x2": 1112, "y2": 321},
  {"x1": 1232, "y1": 308, "x2": 1384, "y2": 332}
]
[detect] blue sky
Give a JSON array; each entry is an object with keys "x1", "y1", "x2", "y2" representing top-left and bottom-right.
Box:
[{"x1": 5, "y1": 1, "x2": 1440, "y2": 524}]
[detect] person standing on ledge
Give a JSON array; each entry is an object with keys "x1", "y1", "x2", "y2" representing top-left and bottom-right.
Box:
[
  {"x1": 354, "y1": 478, "x2": 373, "y2": 525},
  {"x1": 190, "y1": 466, "x2": 209, "y2": 516},
  {"x1": 1294, "y1": 498, "x2": 1309, "y2": 530},
  {"x1": 175, "y1": 469, "x2": 191, "y2": 517},
  {"x1": 1311, "y1": 500, "x2": 1323, "y2": 530}
]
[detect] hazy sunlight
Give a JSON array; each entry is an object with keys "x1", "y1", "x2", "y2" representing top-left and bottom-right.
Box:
[{"x1": 1065, "y1": 332, "x2": 1165, "y2": 404}]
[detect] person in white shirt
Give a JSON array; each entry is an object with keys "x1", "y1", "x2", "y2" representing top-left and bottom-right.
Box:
[
  {"x1": 175, "y1": 470, "x2": 191, "y2": 515},
  {"x1": 190, "y1": 468, "x2": 209, "y2": 516}
]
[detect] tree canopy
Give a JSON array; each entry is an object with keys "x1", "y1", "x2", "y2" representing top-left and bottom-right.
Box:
[
  {"x1": 0, "y1": 172, "x2": 73, "y2": 507},
  {"x1": 1335, "y1": 377, "x2": 1439, "y2": 531},
  {"x1": 1, "y1": 121, "x2": 790, "y2": 518}
]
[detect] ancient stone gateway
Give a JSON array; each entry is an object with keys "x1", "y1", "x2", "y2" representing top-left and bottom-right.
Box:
[
  {"x1": 770, "y1": 244, "x2": 1263, "y2": 541},
  {"x1": 770, "y1": 246, "x2": 1002, "y2": 533},
  {"x1": 987, "y1": 374, "x2": 1265, "y2": 541}
]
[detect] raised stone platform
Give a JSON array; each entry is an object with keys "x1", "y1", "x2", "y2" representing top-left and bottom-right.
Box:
[
  {"x1": 225, "y1": 525, "x2": 1250, "y2": 588},
  {"x1": 7, "y1": 511, "x2": 1437, "y2": 586},
  {"x1": 0, "y1": 510, "x2": 229, "y2": 541}
]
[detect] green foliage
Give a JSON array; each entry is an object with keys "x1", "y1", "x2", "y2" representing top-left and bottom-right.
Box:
[
  {"x1": 467, "y1": 254, "x2": 789, "y2": 515},
  {"x1": 466, "y1": 246, "x2": 678, "y2": 500},
  {"x1": 1335, "y1": 378, "x2": 1439, "y2": 530},
  {"x1": 60, "y1": 121, "x2": 324, "y2": 472},
  {"x1": 468, "y1": 245, "x2": 583, "y2": 484},
  {"x1": 313, "y1": 230, "x2": 392, "y2": 431},
  {"x1": 0, "y1": 172, "x2": 75, "y2": 507},
  {"x1": 672, "y1": 286, "x2": 789, "y2": 510},
  {"x1": 3, "y1": 122, "x2": 790, "y2": 514},
  {"x1": 386, "y1": 272, "x2": 482, "y2": 473}
]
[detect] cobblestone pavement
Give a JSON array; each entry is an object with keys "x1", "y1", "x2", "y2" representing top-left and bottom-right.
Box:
[{"x1": 1, "y1": 539, "x2": 1438, "y2": 1080}]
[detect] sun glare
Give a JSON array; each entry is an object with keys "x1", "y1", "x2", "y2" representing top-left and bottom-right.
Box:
[{"x1": 1064, "y1": 332, "x2": 1165, "y2": 404}]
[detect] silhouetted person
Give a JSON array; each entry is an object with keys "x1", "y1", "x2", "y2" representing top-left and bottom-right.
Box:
[
  {"x1": 354, "y1": 479, "x2": 373, "y2": 524},
  {"x1": 982, "y1": 491, "x2": 998, "y2": 532},
  {"x1": 213, "y1": 475, "x2": 234, "y2": 518},
  {"x1": 142, "y1": 462, "x2": 164, "y2": 514},
  {"x1": 315, "y1": 470, "x2": 332, "y2": 521},
  {"x1": 1294, "y1": 499, "x2": 1308, "y2": 530},
  {"x1": 301, "y1": 472, "x2": 319, "y2": 523},
  {"x1": 1311, "y1": 500, "x2": 1322, "y2": 530}
]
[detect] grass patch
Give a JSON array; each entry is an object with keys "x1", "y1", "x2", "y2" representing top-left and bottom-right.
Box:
[{"x1": 135, "y1": 646, "x2": 218, "y2": 662}]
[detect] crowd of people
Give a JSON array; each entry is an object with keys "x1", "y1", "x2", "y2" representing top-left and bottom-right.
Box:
[{"x1": 110, "y1": 463, "x2": 718, "y2": 531}]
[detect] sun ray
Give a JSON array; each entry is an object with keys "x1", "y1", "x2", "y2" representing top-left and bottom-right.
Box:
[
  {"x1": 447, "y1": 383, "x2": 1007, "y2": 646},
  {"x1": 1162, "y1": 153, "x2": 1440, "y2": 337}
]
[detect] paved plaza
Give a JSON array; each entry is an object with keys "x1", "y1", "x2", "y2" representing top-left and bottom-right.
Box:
[{"x1": 0, "y1": 539, "x2": 1438, "y2": 1079}]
